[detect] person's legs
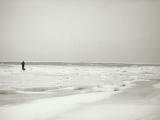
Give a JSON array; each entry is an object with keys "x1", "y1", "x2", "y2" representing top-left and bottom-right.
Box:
[{"x1": 22, "y1": 65, "x2": 25, "y2": 70}]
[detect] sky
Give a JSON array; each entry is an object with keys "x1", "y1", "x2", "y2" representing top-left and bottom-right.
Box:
[{"x1": 0, "y1": 0, "x2": 160, "y2": 64}]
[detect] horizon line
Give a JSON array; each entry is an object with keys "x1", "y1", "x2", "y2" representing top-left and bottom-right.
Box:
[{"x1": 0, "y1": 61, "x2": 160, "y2": 66}]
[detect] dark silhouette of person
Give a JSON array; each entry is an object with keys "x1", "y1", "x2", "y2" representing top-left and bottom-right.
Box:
[{"x1": 21, "y1": 61, "x2": 25, "y2": 71}]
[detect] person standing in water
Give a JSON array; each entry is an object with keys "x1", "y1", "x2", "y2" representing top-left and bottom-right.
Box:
[{"x1": 21, "y1": 61, "x2": 25, "y2": 71}]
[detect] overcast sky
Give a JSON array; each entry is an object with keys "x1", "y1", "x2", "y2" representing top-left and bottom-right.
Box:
[{"x1": 0, "y1": 0, "x2": 160, "y2": 63}]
